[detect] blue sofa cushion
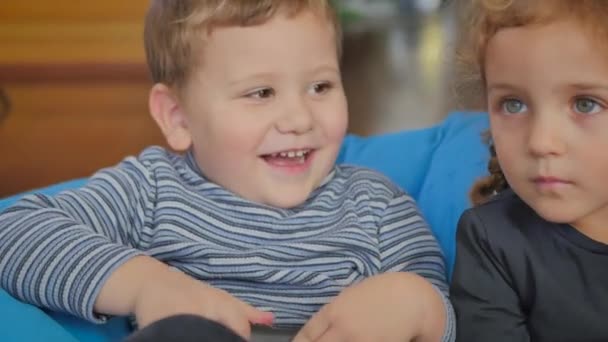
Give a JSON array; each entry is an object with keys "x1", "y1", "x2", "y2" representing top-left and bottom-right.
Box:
[
  {"x1": 338, "y1": 124, "x2": 440, "y2": 200},
  {"x1": 416, "y1": 113, "x2": 489, "y2": 273}
]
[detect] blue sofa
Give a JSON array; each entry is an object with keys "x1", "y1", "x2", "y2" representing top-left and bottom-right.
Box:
[{"x1": 0, "y1": 111, "x2": 489, "y2": 342}]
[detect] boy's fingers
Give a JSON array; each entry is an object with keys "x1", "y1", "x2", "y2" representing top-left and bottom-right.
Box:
[
  {"x1": 293, "y1": 307, "x2": 331, "y2": 342},
  {"x1": 242, "y1": 302, "x2": 274, "y2": 326},
  {"x1": 248, "y1": 310, "x2": 274, "y2": 326}
]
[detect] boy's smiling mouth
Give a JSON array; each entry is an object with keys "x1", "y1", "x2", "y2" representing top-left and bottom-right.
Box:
[{"x1": 260, "y1": 148, "x2": 315, "y2": 169}]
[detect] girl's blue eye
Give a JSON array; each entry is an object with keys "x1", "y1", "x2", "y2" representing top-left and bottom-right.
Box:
[
  {"x1": 501, "y1": 99, "x2": 527, "y2": 114},
  {"x1": 573, "y1": 97, "x2": 601, "y2": 115}
]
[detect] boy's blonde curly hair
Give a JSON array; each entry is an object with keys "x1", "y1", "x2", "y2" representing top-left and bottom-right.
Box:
[
  {"x1": 457, "y1": 0, "x2": 608, "y2": 205},
  {"x1": 144, "y1": 0, "x2": 341, "y2": 90}
]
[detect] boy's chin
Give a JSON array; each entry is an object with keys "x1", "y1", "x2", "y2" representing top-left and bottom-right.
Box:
[{"x1": 260, "y1": 189, "x2": 313, "y2": 209}]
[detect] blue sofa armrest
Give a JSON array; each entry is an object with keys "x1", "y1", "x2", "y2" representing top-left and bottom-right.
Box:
[
  {"x1": 0, "y1": 290, "x2": 79, "y2": 342},
  {"x1": 0, "y1": 290, "x2": 130, "y2": 342}
]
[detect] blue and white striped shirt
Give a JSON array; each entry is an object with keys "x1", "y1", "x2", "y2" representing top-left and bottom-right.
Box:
[{"x1": 0, "y1": 147, "x2": 454, "y2": 339}]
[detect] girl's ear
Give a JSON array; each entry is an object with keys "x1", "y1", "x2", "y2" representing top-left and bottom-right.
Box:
[{"x1": 149, "y1": 83, "x2": 192, "y2": 151}]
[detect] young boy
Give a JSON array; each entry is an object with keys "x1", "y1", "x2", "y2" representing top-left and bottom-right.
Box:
[{"x1": 0, "y1": 1, "x2": 454, "y2": 341}]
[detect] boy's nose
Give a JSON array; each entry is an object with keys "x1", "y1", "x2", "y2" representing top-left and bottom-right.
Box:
[{"x1": 275, "y1": 99, "x2": 314, "y2": 134}]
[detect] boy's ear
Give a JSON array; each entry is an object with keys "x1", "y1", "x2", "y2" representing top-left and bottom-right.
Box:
[{"x1": 149, "y1": 83, "x2": 192, "y2": 151}]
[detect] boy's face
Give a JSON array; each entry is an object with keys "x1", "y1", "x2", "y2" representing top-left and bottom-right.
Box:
[
  {"x1": 485, "y1": 19, "x2": 608, "y2": 237},
  {"x1": 179, "y1": 10, "x2": 347, "y2": 208}
]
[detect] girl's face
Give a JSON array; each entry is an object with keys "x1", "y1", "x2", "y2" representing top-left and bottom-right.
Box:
[{"x1": 485, "y1": 19, "x2": 608, "y2": 241}]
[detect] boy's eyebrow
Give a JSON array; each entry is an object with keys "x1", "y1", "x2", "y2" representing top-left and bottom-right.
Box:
[
  {"x1": 227, "y1": 65, "x2": 341, "y2": 87},
  {"x1": 308, "y1": 64, "x2": 340, "y2": 75},
  {"x1": 227, "y1": 72, "x2": 276, "y2": 87}
]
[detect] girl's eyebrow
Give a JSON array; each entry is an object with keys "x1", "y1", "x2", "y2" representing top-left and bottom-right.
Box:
[
  {"x1": 566, "y1": 83, "x2": 608, "y2": 92},
  {"x1": 486, "y1": 83, "x2": 520, "y2": 93}
]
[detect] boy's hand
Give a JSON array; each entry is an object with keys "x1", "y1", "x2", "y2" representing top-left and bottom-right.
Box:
[
  {"x1": 293, "y1": 272, "x2": 445, "y2": 342},
  {"x1": 94, "y1": 256, "x2": 273, "y2": 340},
  {"x1": 133, "y1": 269, "x2": 274, "y2": 340}
]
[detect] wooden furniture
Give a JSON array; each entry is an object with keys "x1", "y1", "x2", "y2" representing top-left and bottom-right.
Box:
[
  {"x1": 0, "y1": 1, "x2": 164, "y2": 197},
  {"x1": 0, "y1": 88, "x2": 8, "y2": 123}
]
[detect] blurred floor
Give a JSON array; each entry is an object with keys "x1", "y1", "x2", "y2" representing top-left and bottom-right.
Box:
[{"x1": 342, "y1": 4, "x2": 459, "y2": 135}]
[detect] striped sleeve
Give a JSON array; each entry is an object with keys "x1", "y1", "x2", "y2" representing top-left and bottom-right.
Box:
[
  {"x1": 0, "y1": 156, "x2": 155, "y2": 322},
  {"x1": 378, "y1": 191, "x2": 456, "y2": 341}
]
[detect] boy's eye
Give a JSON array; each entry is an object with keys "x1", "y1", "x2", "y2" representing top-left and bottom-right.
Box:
[
  {"x1": 309, "y1": 82, "x2": 333, "y2": 95},
  {"x1": 246, "y1": 88, "x2": 275, "y2": 99},
  {"x1": 501, "y1": 99, "x2": 527, "y2": 114},
  {"x1": 573, "y1": 97, "x2": 601, "y2": 115}
]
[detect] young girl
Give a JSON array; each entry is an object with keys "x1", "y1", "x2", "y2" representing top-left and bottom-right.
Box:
[{"x1": 450, "y1": 0, "x2": 608, "y2": 341}]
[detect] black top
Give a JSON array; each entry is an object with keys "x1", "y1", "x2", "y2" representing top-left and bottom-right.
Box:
[{"x1": 450, "y1": 190, "x2": 608, "y2": 342}]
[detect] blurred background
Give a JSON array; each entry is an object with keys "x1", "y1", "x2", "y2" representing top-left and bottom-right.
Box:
[{"x1": 0, "y1": 0, "x2": 469, "y2": 196}]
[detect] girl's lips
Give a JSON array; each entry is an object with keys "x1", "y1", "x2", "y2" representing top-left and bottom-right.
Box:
[
  {"x1": 532, "y1": 176, "x2": 574, "y2": 191},
  {"x1": 532, "y1": 176, "x2": 572, "y2": 184}
]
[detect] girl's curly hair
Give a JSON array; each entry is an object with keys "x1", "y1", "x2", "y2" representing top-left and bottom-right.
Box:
[{"x1": 469, "y1": 132, "x2": 509, "y2": 206}]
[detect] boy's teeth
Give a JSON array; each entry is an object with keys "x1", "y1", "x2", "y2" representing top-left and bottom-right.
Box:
[{"x1": 268, "y1": 149, "x2": 310, "y2": 159}]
